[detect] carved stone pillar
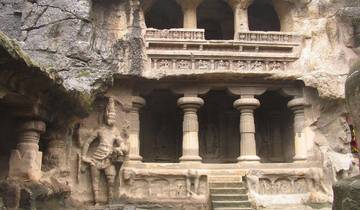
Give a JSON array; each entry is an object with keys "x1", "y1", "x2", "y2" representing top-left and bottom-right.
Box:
[
  {"x1": 9, "y1": 120, "x2": 46, "y2": 181},
  {"x1": 177, "y1": 96, "x2": 204, "y2": 162},
  {"x1": 129, "y1": 96, "x2": 146, "y2": 162},
  {"x1": 177, "y1": 0, "x2": 203, "y2": 28},
  {"x1": 229, "y1": 0, "x2": 253, "y2": 36},
  {"x1": 234, "y1": 96, "x2": 260, "y2": 162},
  {"x1": 43, "y1": 128, "x2": 67, "y2": 172},
  {"x1": 287, "y1": 97, "x2": 307, "y2": 162}
]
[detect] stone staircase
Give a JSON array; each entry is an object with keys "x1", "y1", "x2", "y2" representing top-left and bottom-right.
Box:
[{"x1": 209, "y1": 176, "x2": 253, "y2": 210}]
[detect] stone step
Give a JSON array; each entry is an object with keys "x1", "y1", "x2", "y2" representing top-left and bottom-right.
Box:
[
  {"x1": 210, "y1": 187, "x2": 248, "y2": 194},
  {"x1": 212, "y1": 200, "x2": 252, "y2": 208},
  {"x1": 211, "y1": 193, "x2": 249, "y2": 201},
  {"x1": 210, "y1": 182, "x2": 246, "y2": 188}
]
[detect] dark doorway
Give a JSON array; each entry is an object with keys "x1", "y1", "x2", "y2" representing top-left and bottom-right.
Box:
[
  {"x1": 199, "y1": 90, "x2": 239, "y2": 163},
  {"x1": 140, "y1": 90, "x2": 182, "y2": 162},
  {"x1": 145, "y1": 0, "x2": 183, "y2": 29},
  {"x1": 197, "y1": 0, "x2": 234, "y2": 40},
  {"x1": 0, "y1": 105, "x2": 19, "y2": 179},
  {"x1": 248, "y1": 0, "x2": 281, "y2": 31},
  {"x1": 255, "y1": 91, "x2": 294, "y2": 163}
]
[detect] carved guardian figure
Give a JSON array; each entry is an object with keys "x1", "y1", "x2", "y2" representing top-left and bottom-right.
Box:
[{"x1": 81, "y1": 97, "x2": 129, "y2": 205}]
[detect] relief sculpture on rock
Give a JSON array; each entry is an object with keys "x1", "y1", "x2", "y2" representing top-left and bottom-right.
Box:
[{"x1": 81, "y1": 97, "x2": 129, "y2": 205}]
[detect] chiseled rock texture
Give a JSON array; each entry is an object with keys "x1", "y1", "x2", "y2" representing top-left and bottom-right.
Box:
[{"x1": 1, "y1": 0, "x2": 144, "y2": 95}]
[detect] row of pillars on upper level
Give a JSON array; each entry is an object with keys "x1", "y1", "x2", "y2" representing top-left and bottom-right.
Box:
[
  {"x1": 128, "y1": 94, "x2": 307, "y2": 163},
  {"x1": 143, "y1": 0, "x2": 255, "y2": 33}
]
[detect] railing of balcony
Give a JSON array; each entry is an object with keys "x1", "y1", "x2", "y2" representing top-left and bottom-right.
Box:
[
  {"x1": 143, "y1": 28, "x2": 304, "y2": 74},
  {"x1": 145, "y1": 28, "x2": 205, "y2": 41},
  {"x1": 237, "y1": 31, "x2": 302, "y2": 44}
]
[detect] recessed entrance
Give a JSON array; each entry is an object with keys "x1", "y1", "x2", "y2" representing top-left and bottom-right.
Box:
[
  {"x1": 199, "y1": 90, "x2": 239, "y2": 163},
  {"x1": 144, "y1": 0, "x2": 183, "y2": 29},
  {"x1": 197, "y1": 0, "x2": 234, "y2": 40},
  {"x1": 248, "y1": 0, "x2": 281, "y2": 31},
  {"x1": 140, "y1": 90, "x2": 182, "y2": 162},
  {"x1": 255, "y1": 90, "x2": 294, "y2": 163}
]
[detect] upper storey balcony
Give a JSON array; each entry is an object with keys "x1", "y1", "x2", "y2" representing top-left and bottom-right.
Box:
[{"x1": 142, "y1": 0, "x2": 304, "y2": 74}]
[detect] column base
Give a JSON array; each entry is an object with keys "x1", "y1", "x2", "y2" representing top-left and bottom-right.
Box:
[
  {"x1": 180, "y1": 155, "x2": 202, "y2": 162},
  {"x1": 237, "y1": 155, "x2": 260, "y2": 162},
  {"x1": 9, "y1": 149, "x2": 42, "y2": 181},
  {"x1": 128, "y1": 155, "x2": 143, "y2": 162},
  {"x1": 293, "y1": 155, "x2": 307, "y2": 162}
]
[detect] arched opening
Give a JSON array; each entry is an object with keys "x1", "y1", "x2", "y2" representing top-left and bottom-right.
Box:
[
  {"x1": 197, "y1": 0, "x2": 234, "y2": 40},
  {"x1": 144, "y1": 0, "x2": 183, "y2": 29},
  {"x1": 248, "y1": 0, "x2": 281, "y2": 31},
  {"x1": 140, "y1": 90, "x2": 182, "y2": 162},
  {"x1": 199, "y1": 90, "x2": 239, "y2": 163},
  {"x1": 255, "y1": 91, "x2": 294, "y2": 163}
]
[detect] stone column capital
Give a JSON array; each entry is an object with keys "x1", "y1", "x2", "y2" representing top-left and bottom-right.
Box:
[
  {"x1": 228, "y1": 0, "x2": 254, "y2": 9},
  {"x1": 131, "y1": 96, "x2": 146, "y2": 111},
  {"x1": 20, "y1": 120, "x2": 46, "y2": 133},
  {"x1": 233, "y1": 97, "x2": 260, "y2": 110},
  {"x1": 176, "y1": 0, "x2": 203, "y2": 9},
  {"x1": 177, "y1": 96, "x2": 204, "y2": 110},
  {"x1": 287, "y1": 97, "x2": 306, "y2": 111}
]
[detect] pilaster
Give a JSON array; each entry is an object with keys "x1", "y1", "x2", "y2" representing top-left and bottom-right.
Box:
[
  {"x1": 128, "y1": 96, "x2": 146, "y2": 162},
  {"x1": 287, "y1": 97, "x2": 307, "y2": 162}
]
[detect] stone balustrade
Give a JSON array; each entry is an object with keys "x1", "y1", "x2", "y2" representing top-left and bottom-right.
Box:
[
  {"x1": 145, "y1": 28, "x2": 205, "y2": 41},
  {"x1": 237, "y1": 31, "x2": 302, "y2": 43},
  {"x1": 144, "y1": 29, "x2": 304, "y2": 75}
]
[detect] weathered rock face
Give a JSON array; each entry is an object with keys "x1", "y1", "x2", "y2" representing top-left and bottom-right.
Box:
[
  {"x1": 0, "y1": 0, "x2": 24, "y2": 39},
  {"x1": 333, "y1": 61, "x2": 360, "y2": 210}
]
